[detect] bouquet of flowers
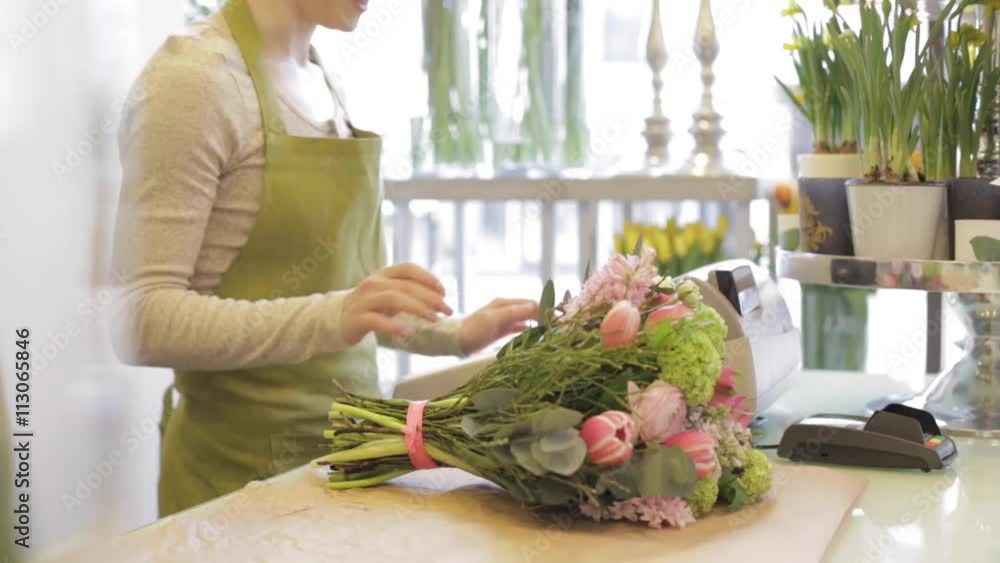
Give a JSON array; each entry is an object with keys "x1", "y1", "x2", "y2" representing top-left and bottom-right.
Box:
[{"x1": 313, "y1": 249, "x2": 771, "y2": 528}]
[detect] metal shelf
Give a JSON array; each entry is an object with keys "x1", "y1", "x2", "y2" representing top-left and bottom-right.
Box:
[{"x1": 777, "y1": 250, "x2": 1000, "y2": 294}]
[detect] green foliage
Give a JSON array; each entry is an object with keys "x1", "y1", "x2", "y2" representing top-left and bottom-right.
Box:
[
  {"x1": 922, "y1": 7, "x2": 1000, "y2": 181},
  {"x1": 971, "y1": 236, "x2": 1000, "y2": 261},
  {"x1": 686, "y1": 476, "x2": 721, "y2": 517},
  {"x1": 657, "y1": 331, "x2": 722, "y2": 407},
  {"x1": 778, "y1": 4, "x2": 858, "y2": 153},
  {"x1": 831, "y1": 0, "x2": 961, "y2": 182},
  {"x1": 719, "y1": 449, "x2": 773, "y2": 510}
]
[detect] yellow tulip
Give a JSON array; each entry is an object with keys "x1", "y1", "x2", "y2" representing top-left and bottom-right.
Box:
[
  {"x1": 715, "y1": 215, "x2": 729, "y2": 239},
  {"x1": 699, "y1": 230, "x2": 717, "y2": 256},
  {"x1": 622, "y1": 222, "x2": 641, "y2": 254}
]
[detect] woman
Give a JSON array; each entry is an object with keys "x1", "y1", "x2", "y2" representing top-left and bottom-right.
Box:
[{"x1": 111, "y1": 0, "x2": 537, "y2": 517}]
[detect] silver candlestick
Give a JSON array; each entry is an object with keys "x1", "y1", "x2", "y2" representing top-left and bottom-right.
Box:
[
  {"x1": 685, "y1": 0, "x2": 726, "y2": 176},
  {"x1": 642, "y1": 0, "x2": 670, "y2": 171}
]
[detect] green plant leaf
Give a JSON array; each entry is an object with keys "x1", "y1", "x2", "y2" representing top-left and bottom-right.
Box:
[
  {"x1": 538, "y1": 428, "x2": 580, "y2": 453},
  {"x1": 970, "y1": 236, "x2": 1000, "y2": 262},
  {"x1": 530, "y1": 407, "x2": 584, "y2": 435},
  {"x1": 471, "y1": 388, "x2": 523, "y2": 412},
  {"x1": 529, "y1": 436, "x2": 587, "y2": 476},
  {"x1": 632, "y1": 233, "x2": 645, "y2": 256},
  {"x1": 533, "y1": 479, "x2": 581, "y2": 505},
  {"x1": 539, "y1": 279, "x2": 555, "y2": 326},
  {"x1": 598, "y1": 465, "x2": 638, "y2": 500},
  {"x1": 582, "y1": 258, "x2": 592, "y2": 282},
  {"x1": 511, "y1": 441, "x2": 547, "y2": 476},
  {"x1": 633, "y1": 445, "x2": 698, "y2": 498},
  {"x1": 460, "y1": 415, "x2": 484, "y2": 437},
  {"x1": 495, "y1": 419, "x2": 534, "y2": 440}
]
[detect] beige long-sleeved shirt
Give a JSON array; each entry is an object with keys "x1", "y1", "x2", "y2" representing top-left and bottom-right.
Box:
[{"x1": 111, "y1": 13, "x2": 462, "y2": 371}]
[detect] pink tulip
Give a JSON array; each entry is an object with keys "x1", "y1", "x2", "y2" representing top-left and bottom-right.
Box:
[
  {"x1": 600, "y1": 300, "x2": 641, "y2": 349},
  {"x1": 709, "y1": 366, "x2": 752, "y2": 427},
  {"x1": 580, "y1": 411, "x2": 637, "y2": 466},
  {"x1": 662, "y1": 430, "x2": 720, "y2": 478},
  {"x1": 626, "y1": 381, "x2": 686, "y2": 442},
  {"x1": 645, "y1": 303, "x2": 694, "y2": 332},
  {"x1": 716, "y1": 366, "x2": 736, "y2": 390}
]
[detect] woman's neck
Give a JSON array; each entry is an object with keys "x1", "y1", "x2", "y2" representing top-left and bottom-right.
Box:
[{"x1": 245, "y1": 0, "x2": 316, "y2": 66}]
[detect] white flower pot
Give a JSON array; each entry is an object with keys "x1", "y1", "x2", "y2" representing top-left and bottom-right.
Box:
[
  {"x1": 797, "y1": 153, "x2": 863, "y2": 179},
  {"x1": 954, "y1": 220, "x2": 1000, "y2": 262},
  {"x1": 847, "y1": 182, "x2": 949, "y2": 260}
]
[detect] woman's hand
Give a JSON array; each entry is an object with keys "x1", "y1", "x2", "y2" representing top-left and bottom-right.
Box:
[
  {"x1": 459, "y1": 298, "x2": 539, "y2": 355},
  {"x1": 341, "y1": 263, "x2": 454, "y2": 345}
]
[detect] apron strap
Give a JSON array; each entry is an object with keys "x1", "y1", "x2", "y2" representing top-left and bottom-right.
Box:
[{"x1": 222, "y1": 1, "x2": 287, "y2": 137}]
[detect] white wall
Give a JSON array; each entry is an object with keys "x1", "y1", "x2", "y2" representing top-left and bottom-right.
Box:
[{"x1": 1, "y1": 0, "x2": 184, "y2": 553}]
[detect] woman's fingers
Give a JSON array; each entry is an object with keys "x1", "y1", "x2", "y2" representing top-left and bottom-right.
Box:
[
  {"x1": 493, "y1": 301, "x2": 539, "y2": 324},
  {"x1": 381, "y1": 263, "x2": 446, "y2": 295},
  {"x1": 368, "y1": 291, "x2": 440, "y2": 322},
  {"x1": 488, "y1": 298, "x2": 538, "y2": 309},
  {"x1": 388, "y1": 279, "x2": 453, "y2": 315}
]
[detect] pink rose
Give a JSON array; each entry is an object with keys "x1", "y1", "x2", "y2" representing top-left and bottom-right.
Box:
[
  {"x1": 627, "y1": 381, "x2": 686, "y2": 442},
  {"x1": 600, "y1": 300, "x2": 641, "y2": 349},
  {"x1": 662, "y1": 430, "x2": 720, "y2": 478},
  {"x1": 644, "y1": 303, "x2": 694, "y2": 332},
  {"x1": 580, "y1": 411, "x2": 637, "y2": 465}
]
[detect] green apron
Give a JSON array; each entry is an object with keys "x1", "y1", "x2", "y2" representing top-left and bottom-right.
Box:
[{"x1": 158, "y1": 1, "x2": 385, "y2": 517}]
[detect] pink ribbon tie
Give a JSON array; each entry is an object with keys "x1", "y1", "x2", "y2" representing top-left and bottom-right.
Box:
[{"x1": 403, "y1": 400, "x2": 438, "y2": 470}]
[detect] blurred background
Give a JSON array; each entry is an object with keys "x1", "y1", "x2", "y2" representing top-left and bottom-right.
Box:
[{"x1": 0, "y1": 0, "x2": 957, "y2": 557}]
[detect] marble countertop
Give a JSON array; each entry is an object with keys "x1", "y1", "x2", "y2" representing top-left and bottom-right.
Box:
[{"x1": 758, "y1": 370, "x2": 1000, "y2": 563}]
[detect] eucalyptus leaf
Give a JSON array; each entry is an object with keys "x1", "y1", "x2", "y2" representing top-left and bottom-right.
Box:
[
  {"x1": 534, "y1": 479, "x2": 582, "y2": 506},
  {"x1": 539, "y1": 280, "x2": 556, "y2": 326},
  {"x1": 970, "y1": 236, "x2": 1000, "y2": 262},
  {"x1": 529, "y1": 437, "x2": 587, "y2": 476},
  {"x1": 538, "y1": 428, "x2": 580, "y2": 453},
  {"x1": 511, "y1": 441, "x2": 547, "y2": 476},
  {"x1": 598, "y1": 466, "x2": 638, "y2": 500},
  {"x1": 530, "y1": 407, "x2": 584, "y2": 435},
  {"x1": 582, "y1": 258, "x2": 592, "y2": 282},
  {"x1": 471, "y1": 388, "x2": 523, "y2": 412},
  {"x1": 460, "y1": 415, "x2": 483, "y2": 437},
  {"x1": 495, "y1": 419, "x2": 533, "y2": 440},
  {"x1": 634, "y1": 445, "x2": 698, "y2": 498}
]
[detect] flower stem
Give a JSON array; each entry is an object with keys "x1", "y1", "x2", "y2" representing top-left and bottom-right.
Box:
[{"x1": 325, "y1": 470, "x2": 413, "y2": 489}]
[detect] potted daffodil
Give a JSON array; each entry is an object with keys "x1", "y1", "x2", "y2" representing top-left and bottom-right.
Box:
[
  {"x1": 778, "y1": 1, "x2": 862, "y2": 256},
  {"x1": 832, "y1": 0, "x2": 960, "y2": 260},
  {"x1": 920, "y1": 4, "x2": 1000, "y2": 258}
]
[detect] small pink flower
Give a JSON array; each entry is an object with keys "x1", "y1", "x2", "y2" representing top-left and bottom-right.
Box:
[
  {"x1": 710, "y1": 366, "x2": 752, "y2": 427},
  {"x1": 580, "y1": 411, "x2": 637, "y2": 465},
  {"x1": 716, "y1": 366, "x2": 736, "y2": 390},
  {"x1": 600, "y1": 300, "x2": 641, "y2": 349},
  {"x1": 627, "y1": 381, "x2": 686, "y2": 442},
  {"x1": 662, "y1": 430, "x2": 720, "y2": 478},
  {"x1": 645, "y1": 303, "x2": 694, "y2": 332}
]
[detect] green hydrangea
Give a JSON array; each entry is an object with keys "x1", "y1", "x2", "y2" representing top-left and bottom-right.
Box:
[
  {"x1": 692, "y1": 303, "x2": 727, "y2": 355},
  {"x1": 738, "y1": 450, "x2": 773, "y2": 503},
  {"x1": 685, "y1": 476, "x2": 720, "y2": 517},
  {"x1": 719, "y1": 449, "x2": 773, "y2": 509},
  {"x1": 657, "y1": 330, "x2": 721, "y2": 406}
]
